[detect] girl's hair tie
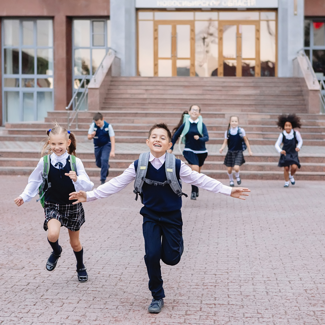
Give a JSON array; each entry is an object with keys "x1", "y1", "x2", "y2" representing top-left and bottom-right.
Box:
[
  {"x1": 48, "y1": 129, "x2": 52, "y2": 133},
  {"x1": 67, "y1": 130, "x2": 71, "y2": 134}
]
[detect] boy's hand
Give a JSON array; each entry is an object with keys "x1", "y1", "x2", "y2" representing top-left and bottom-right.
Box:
[
  {"x1": 295, "y1": 147, "x2": 300, "y2": 152},
  {"x1": 110, "y1": 151, "x2": 115, "y2": 157},
  {"x1": 65, "y1": 171, "x2": 77, "y2": 182},
  {"x1": 194, "y1": 135, "x2": 200, "y2": 140},
  {"x1": 69, "y1": 191, "x2": 87, "y2": 204},
  {"x1": 91, "y1": 131, "x2": 96, "y2": 137},
  {"x1": 281, "y1": 150, "x2": 286, "y2": 155},
  {"x1": 230, "y1": 187, "x2": 250, "y2": 200},
  {"x1": 14, "y1": 196, "x2": 24, "y2": 207}
]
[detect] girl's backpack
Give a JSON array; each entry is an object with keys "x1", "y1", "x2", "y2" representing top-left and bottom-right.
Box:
[
  {"x1": 180, "y1": 114, "x2": 203, "y2": 144},
  {"x1": 37, "y1": 155, "x2": 78, "y2": 207},
  {"x1": 227, "y1": 127, "x2": 247, "y2": 151}
]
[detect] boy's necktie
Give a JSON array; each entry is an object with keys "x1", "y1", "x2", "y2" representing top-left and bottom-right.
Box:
[{"x1": 55, "y1": 162, "x2": 63, "y2": 178}]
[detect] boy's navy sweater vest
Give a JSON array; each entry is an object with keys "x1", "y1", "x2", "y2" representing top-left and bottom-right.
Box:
[
  {"x1": 134, "y1": 159, "x2": 182, "y2": 212},
  {"x1": 228, "y1": 131, "x2": 243, "y2": 152},
  {"x1": 94, "y1": 121, "x2": 110, "y2": 147},
  {"x1": 171, "y1": 122, "x2": 209, "y2": 152},
  {"x1": 45, "y1": 157, "x2": 76, "y2": 205}
]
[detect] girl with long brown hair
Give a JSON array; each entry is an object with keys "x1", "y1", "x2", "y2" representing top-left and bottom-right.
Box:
[{"x1": 14, "y1": 124, "x2": 94, "y2": 282}]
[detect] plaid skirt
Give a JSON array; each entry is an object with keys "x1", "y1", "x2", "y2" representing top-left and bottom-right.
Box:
[
  {"x1": 43, "y1": 201, "x2": 85, "y2": 232},
  {"x1": 224, "y1": 150, "x2": 245, "y2": 167}
]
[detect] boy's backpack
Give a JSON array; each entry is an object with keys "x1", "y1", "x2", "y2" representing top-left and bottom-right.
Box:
[
  {"x1": 227, "y1": 127, "x2": 247, "y2": 151},
  {"x1": 37, "y1": 155, "x2": 78, "y2": 208},
  {"x1": 133, "y1": 152, "x2": 187, "y2": 202},
  {"x1": 282, "y1": 130, "x2": 298, "y2": 145}
]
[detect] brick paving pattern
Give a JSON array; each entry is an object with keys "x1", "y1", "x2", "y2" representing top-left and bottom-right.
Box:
[{"x1": 1, "y1": 176, "x2": 325, "y2": 324}]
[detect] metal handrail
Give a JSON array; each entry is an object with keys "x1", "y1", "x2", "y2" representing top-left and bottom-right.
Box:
[
  {"x1": 297, "y1": 49, "x2": 318, "y2": 85},
  {"x1": 320, "y1": 79, "x2": 325, "y2": 114},
  {"x1": 92, "y1": 48, "x2": 116, "y2": 84}
]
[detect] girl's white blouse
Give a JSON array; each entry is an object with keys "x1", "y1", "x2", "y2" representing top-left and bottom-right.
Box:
[
  {"x1": 20, "y1": 151, "x2": 94, "y2": 203},
  {"x1": 275, "y1": 130, "x2": 303, "y2": 153}
]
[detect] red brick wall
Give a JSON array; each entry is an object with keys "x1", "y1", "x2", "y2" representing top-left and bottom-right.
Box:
[
  {"x1": 0, "y1": 0, "x2": 110, "y2": 117},
  {"x1": 305, "y1": 0, "x2": 325, "y2": 17}
]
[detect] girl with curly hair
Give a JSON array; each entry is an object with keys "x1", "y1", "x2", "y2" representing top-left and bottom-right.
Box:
[{"x1": 275, "y1": 114, "x2": 303, "y2": 187}]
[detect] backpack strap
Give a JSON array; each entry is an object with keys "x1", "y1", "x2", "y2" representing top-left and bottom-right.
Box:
[
  {"x1": 133, "y1": 152, "x2": 150, "y2": 201},
  {"x1": 165, "y1": 152, "x2": 188, "y2": 198},
  {"x1": 70, "y1": 155, "x2": 78, "y2": 175},
  {"x1": 37, "y1": 155, "x2": 51, "y2": 204}
]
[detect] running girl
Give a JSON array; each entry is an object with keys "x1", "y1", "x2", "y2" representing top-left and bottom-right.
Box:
[
  {"x1": 275, "y1": 114, "x2": 303, "y2": 187},
  {"x1": 14, "y1": 124, "x2": 94, "y2": 282},
  {"x1": 219, "y1": 116, "x2": 252, "y2": 186},
  {"x1": 170, "y1": 105, "x2": 209, "y2": 200}
]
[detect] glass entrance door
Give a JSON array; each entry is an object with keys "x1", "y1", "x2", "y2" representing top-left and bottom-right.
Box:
[
  {"x1": 218, "y1": 21, "x2": 260, "y2": 77},
  {"x1": 154, "y1": 21, "x2": 195, "y2": 76}
]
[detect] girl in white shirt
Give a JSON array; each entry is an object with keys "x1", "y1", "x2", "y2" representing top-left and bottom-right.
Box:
[
  {"x1": 219, "y1": 116, "x2": 253, "y2": 187},
  {"x1": 275, "y1": 114, "x2": 303, "y2": 187},
  {"x1": 14, "y1": 124, "x2": 94, "y2": 282}
]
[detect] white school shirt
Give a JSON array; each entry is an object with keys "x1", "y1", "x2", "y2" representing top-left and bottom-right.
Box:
[
  {"x1": 86, "y1": 152, "x2": 232, "y2": 201},
  {"x1": 275, "y1": 130, "x2": 303, "y2": 153},
  {"x1": 224, "y1": 127, "x2": 246, "y2": 139},
  {"x1": 88, "y1": 122, "x2": 115, "y2": 137},
  {"x1": 20, "y1": 151, "x2": 94, "y2": 203}
]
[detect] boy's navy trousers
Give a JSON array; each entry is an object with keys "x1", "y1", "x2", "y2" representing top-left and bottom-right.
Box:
[
  {"x1": 140, "y1": 206, "x2": 184, "y2": 300},
  {"x1": 94, "y1": 142, "x2": 111, "y2": 181}
]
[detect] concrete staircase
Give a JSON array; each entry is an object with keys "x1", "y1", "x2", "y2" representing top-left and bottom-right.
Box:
[{"x1": 1, "y1": 77, "x2": 325, "y2": 180}]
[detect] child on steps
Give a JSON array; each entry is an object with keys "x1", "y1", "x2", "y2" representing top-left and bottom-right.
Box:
[{"x1": 14, "y1": 124, "x2": 94, "y2": 282}]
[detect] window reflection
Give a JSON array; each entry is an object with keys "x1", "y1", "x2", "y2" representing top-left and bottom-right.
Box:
[
  {"x1": 313, "y1": 50, "x2": 325, "y2": 75},
  {"x1": 158, "y1": 60, "x2": 172, "y2": 76},
  {"x1": 195, "y1": 20, "x2": 218, "y2": 77},
  {"x1": 22, "y1": 78, "x2": 35, "y2": 87},
  {"x1": 241, "y1": 25, "x2": 255, "y2": 58},
  {"x1": 22, "y1": 21, "x2": 34, "y2": 46},
  {"x1": 5, "y1": 92, "x2": 20, "y2": 122},
  {"x1": 92, "y1": 21, "x2": 105, "y2": 46},
  {"x1": 92, "y1": 49, "x2": 106, "y2": 73},
  {"x1": 23, "y1": 93, "x2": 34, "y2": 121},
  {"x1": 223, "y1": 60, "x2": 236, "y2": 76},
  {"x1": 260, "y1": 21, "x2": 276, "y2": 77},
  {"x1": 74, "y1": 49, "x2": 90, "y2": 75},
  {"x1": 37, "y1": 92, "x2": 52, "y2": 121},
  {"x1": 223, "y1": 25, "x2": 236, "y2": 59},
  {"x1": 177, "y1": 60, "x2": 190, "y2": 76},
  {"x1": 4, "y1": 20, "x2": 19, "y2": 46},
  {"x1": 37, "y1": 20, "x2": 53, "y2": 47},
  {"x1": 37, "y1": 78, "x2": 53, "y2": 88},
  {"x1": 74, "y1": 20, "x2": 90, "y2": 47},
  {"x1": 4, "y1": 49, "x2": 19, "y2": 74},
  {"x1": 4, "y1": 78, "x2": 19, "y2": 87},
  {"x1": 138, "y1": 21, "x2": 153, "y2": 76},
  {"x1": 37, "y1": 49, "x2": 53, "y2": 75},
  {"x1": 22, "y1": 49, "x2": 35, "y2": 74},
  {"x1": 304, "y1": 20, "x2": 310, "y2": 47},
  {"x1": 313, "y1": 22, "x2": 325, "y2": 46},
  {"x1": 242, "y1": 60, "x2": 255, "y2": 76}
]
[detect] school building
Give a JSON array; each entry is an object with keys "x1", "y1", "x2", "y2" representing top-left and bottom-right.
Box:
[{"x1": 0, "y1": 0, "x2": 324, "y2": 124}]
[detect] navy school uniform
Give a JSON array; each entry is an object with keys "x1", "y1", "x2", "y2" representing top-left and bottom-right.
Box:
[
  {"x1": 134, "y1": 158, "x2": 183, "y2": 300},
  {"x1": 224, "y1": 127, "x2": 246, "y2": 167},
  {"x1": 44, "y1": 156, "x2": 85, "y2": 232},
  {"x1": 92, "y1": 121, "x2": 111, "y2": 181},
  {"x1": 278, "y1": 131, "x2": 301, "y2": 168},
  {"x1": 171, "y1": 121, "x2": 209, "y2": 167}
]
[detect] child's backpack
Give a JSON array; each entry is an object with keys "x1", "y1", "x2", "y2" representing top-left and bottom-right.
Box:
[
  {"x1": 133, "y1": 152, "x2": 187, "y2": 202},
  {"x1": 227, "y1": 127, "x2": 247, "y2": 151},
  {"x1": 180, "y1": 114, "x2": 203, "y2": 144},
  {"x1": 37, "y1": 155, "x2": 78, "y2": 208}
]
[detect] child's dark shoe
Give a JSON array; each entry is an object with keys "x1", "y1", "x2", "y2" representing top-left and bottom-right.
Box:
[
  {"x1": 148, "y1": 298, "x2": 164, "y2": 314},
  {"x1": 229, "y1": 181, "x2": 234, "y2": 187},
  {"x1": 236, "y1": 177, "x2": 241, "y2": 185},
  {"x1": 190, "y1": 192, "x2": 197, "y2": 200},
  {"x1": 76, "y1": 267, "x2": 88, "y2": 282},
  {"x1": 101, "y1": 180, "x2": 105, "y2": 185},
  {"x1": 289, "y1": 176, "x2": 295, "y2": 185},
  {"x1": 284, "y1": 181, "x2": 290, "y2": 188},
  {"x1": 46, "y1": 248, "x2": 62, "y2": 271}
]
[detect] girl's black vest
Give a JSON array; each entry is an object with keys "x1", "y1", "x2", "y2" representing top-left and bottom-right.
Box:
[
  {"x1": 45, "y1": 157, "x2": 76, "y2": 205},
  {"x1": 228, "y1": 129, "x2": 243, "y2": 152}
]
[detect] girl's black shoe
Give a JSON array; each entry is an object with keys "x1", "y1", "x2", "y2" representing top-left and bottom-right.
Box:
[
  {"x1": 46, "y1": 249, "x2": 62, "y2": 271},
  {"x1": 77, "y1": 267, "x2": 88, "y2": 282},
  {"x1": 191, "y1": 192, "x2": 197, "y2": 200}
]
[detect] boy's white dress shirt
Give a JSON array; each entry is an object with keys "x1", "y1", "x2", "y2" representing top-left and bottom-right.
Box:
[
  {"x1": 20, "y1": 152, "x2": 94, "y2": 203},
  {"x1": 87, "y1": 153, "x2": 232, "y2": 201},
  {"x1": 88, "y1": 123, "x2": 115, "y2": 137}
]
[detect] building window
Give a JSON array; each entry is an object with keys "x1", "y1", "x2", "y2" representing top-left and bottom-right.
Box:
[
  {"x1": 72, "y1": 19, "x2": 110, "y2": 110},
  {"x1": 2, "y1": 19, "x2": 54, "y2": 123},
  {"x1": 304, "y1": 20, "x2": 325, "y2": 83}
]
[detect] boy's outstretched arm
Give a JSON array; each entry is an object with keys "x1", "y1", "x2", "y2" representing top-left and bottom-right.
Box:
[
  {"x1": 179, "y1": 161, "x2": 250, "y2": 200},
  {"x1": 69, "y1": 162, "x2": 136, "y2": 204}
]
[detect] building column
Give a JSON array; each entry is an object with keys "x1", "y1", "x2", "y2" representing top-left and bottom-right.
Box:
[
  {"x1": 111, "y1": 0, "x2": 137, "y2": 76},
  {"x1": 278, "y1": 0, "x2": 304, "y2": 77}
]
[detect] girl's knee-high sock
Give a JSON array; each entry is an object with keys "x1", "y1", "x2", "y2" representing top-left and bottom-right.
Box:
[
  {"x1": 47, "y1": 239, "x2": 62, "y2": 255},
  {"x1": 74, "y1": 248, "x2": 85, "y2": 269},
  {"x1": 235, "y1": 171, "x2": 240, "y2": 179},
  {"x1": 227, "y1": 173, "x2": 234, "y2": 181},
  {"x1": 191, "y1": 185, "x2": 198, "y2": 193}
]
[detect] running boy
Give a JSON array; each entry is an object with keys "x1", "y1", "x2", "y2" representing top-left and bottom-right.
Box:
[
  {"x1": 88, "y1": 112, "x2": 116, "y2": 184},
  {"x1": 70, "y1": 123, "x2": 250, "y2": 314}
]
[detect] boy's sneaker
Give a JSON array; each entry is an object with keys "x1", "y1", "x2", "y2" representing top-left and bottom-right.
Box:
[
  {"x1": 101, "y1": 180, "x2": 105, "y2": 185},
  {"x1": 230, "y1": 181, "x2": 234, "y2": 187},
  {"x1": 191, "y1": 192, "x2": 197, "y2": 200},
  {"x1": 289, "y1": 176, "x2": 295, "y2": 185},
  {"x1": 284, "y1": 181, "x2": 290, "y2": 188},
  {"x1": 236, "y1": 177, "x2": 241, "y2": 185},
  {"x1": 148, "y1": 298, "x2": 164, "y2": 314}
]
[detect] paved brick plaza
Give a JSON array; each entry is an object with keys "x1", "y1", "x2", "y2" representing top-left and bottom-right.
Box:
[{"x1": 1, "y1": 176, "x2": 325, "y2": 325}]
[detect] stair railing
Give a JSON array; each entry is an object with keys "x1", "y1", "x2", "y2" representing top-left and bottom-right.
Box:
[
  {"x1": 66, "y1": 78, "x2": 88, "y2": 130},
  {"x1": 294, "y1": 50, "x2": 325, "y2": 113}
]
